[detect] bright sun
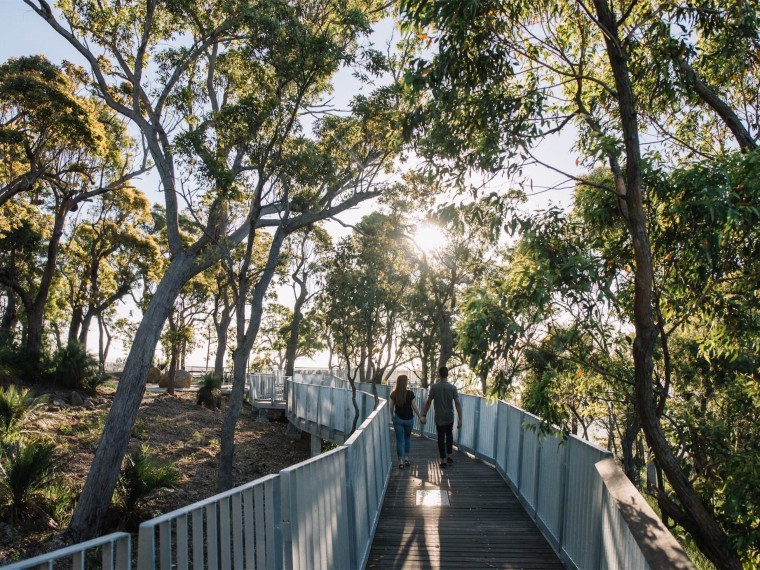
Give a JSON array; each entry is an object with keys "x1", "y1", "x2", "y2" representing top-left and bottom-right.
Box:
[{"x1": 413, "y1": 222, "x2": 447, "y2": 255}]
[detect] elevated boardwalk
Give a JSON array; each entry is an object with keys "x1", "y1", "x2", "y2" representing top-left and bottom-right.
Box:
[
  {"x1": 368, "y1": 434, "x2": 563, "y2": 569},
  {"x1": 5, "y1": 373, "x2": 696, "y2": 570}
]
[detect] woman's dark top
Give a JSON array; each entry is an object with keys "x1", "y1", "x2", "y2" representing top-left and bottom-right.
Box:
[{"x1": 394, "y1": 390, "x2": 415, "y2": 420}]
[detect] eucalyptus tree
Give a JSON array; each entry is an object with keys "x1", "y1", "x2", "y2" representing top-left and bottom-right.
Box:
[
  {"x1": 0, "y1": 55, "x2": 145, "y2": 371},
  {"x1": 61, "y1": 187, "x2": 160, "y2": 348},
  {"x1": 252, "y1": 302, "x2": 291, "y2": 370},
  {"x1": 323, "y1": 212, "x2": 416, "y2": 391},
  {"x1": 281, "y1": 225, "x2": 332, "y2": 376},
  {"x1": 26, "y1": 0, "x2": 399, "y2": 536}
]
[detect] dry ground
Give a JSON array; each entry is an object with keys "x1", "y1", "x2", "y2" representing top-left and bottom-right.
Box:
[{"x1": 0, "y1": 383, "x2": 310, "y2": 564}]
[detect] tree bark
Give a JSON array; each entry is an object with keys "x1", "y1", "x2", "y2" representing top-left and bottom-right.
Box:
[
  {"x1": 218, "y1": 228, "x2": 286, "y2": 492},
  {"x1": 284, "y1": 282, "x2": 307, "y2": 377},
  {"x1": 0, "y1": 287, "x2": 17, "y2": 343},
  {"x1": 437, "y1": 308, "x2": 454, "y2": 369},
  {"x1": 592, "y1": 1, "x2": 743, "y2": 567},
  {"x1": 676, "y1": 57, "x2": 757, "y2": 153},
  {"x1": 67, "y1": 252, "x2": 199, "y2": 540},
  {"x1": 26, "y1": 206, "x2": 69, "y2": 373},
  {"x1": 214, "y1": 304, "x2": 232, "y2": 379}
]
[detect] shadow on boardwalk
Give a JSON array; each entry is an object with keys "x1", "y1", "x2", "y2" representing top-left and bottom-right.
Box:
[{"x1": 367, "y1": 433, "x2": 565, "y2": 569}]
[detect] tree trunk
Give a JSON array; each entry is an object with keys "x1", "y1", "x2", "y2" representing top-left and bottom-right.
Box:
[
  {"x1": 68, "y1": 306, "x2": 84, "y2": 344},
  {"x1": 218, "y1": 228, "x2": 286, "y2": 492},
  {"x1": 437, "y1": 308, "x2": 453, "y2": 369},
  {"x1": 67, "y1": 252, "x2": 199, "y2": 541},
  {"x1": 284, "y1": 285, "x2": 307, "y2": 377},
  {"x1": 420, "y1": 343, "x2": 430, "y2": 389},
  {"x1": 167, "y1": 347, "x2": 177, "y2": 396},
  {"x1": 0, "y1": 287, "x2": 17, "y2": 343},
  {"x1": 214, "y1": 304, "x2": 232, "y2": 379},
  {"x1": 26, "y1": 207, "x2": 69, "y2": 373},
  {"x1": 620, "y1": 417, "x2": 640, "y2": 486},
  {"x1": 592, "y1": 2, "x2": 743, "y2": 567}
]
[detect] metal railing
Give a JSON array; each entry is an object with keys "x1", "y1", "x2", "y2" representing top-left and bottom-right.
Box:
[
  {"x1": 136, "y1": 374, "x2": 391, "y2": 570},
  {"x1": 1, "y1": 532, "x2": 130, "y2": 570},
  {"x1": 247, "y1": 371, "x2": 287, "y2": 407},
  {"x1": 407, "y1": 386, "x2": 692, "y2": 570}
]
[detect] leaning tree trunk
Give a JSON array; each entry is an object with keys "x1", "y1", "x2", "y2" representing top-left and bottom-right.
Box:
[
  {"x1": 67, "y1": 252, "x2": 199, "y2": 541},
  {"x1": 592, "y1": 1, "x2": 743, "y2": 567}
]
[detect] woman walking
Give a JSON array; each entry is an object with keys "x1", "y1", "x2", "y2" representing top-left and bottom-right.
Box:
[{"x1": 390, "y1": 375, "x2": 424, "y2": 469}]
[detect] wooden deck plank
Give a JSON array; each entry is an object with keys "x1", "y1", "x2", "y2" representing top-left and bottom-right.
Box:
[{"x1": 366, "y1": 434, "x2": 564, "y2": 570}]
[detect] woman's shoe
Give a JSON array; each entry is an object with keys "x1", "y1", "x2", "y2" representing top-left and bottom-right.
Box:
[
  {"x1": 447, "y1": 457, "x2": 454, "y2": 464},
  {"x1": 404, "y1": 459, "x2": 410, "y2": 466},
  {"x1": 399, "y1": 462, "x2": 404, "y2": 470}
]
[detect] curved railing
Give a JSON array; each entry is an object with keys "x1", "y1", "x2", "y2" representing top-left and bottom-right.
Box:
[{"x1": 136, "y1": 374, "x2": 391, "y2": 570}]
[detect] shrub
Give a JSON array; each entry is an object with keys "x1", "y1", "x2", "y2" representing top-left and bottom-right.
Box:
[
  {"x1": 116, "y1": 444, "x2": 179, "y2": 514},
  {"x1": 81, "y1": 371, "x2": 110, "y2": 394},
  {"x1": 0, "y1": 385, "x2": 43, "y2": 444},
  {"x1": 42, "y1": 480, "x2": 75, "y2": 528},
  {"x1": 0, "y1": 344, "x2": 36, "y2": 385},
  {"x1": 197, "y1": 373, "x2": 222, "y2": 410},
  {"x1": 0, "y1": 439, "x2": 57, "y2": 515},
  {"x1": 52, "y1": 342, "x2": 98, "y2": 390}
]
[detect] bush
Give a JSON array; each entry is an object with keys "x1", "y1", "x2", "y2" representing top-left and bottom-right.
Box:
[
  {"x1": 52, "y1": 342, "x2": 98, "y2": 390},
  {"x1": 0, "y1": 385, "x2": 43, "y2": 444},
  {"x1": 0, "y1": 344, "x2": 37, "y2": 385},
  {"x1": 197, "y1": 374, "x2": 222, "y2": 410},
  {"x1": 42, "y1": 481, "x2": 75, "y2": 528},
  {"x1": 116, "y1": 444, "x2": 179, "y2": 514},
  {"x1": 82, "y1": 371, "x2": 110, "y2": 394},
  {"x1": 0, "y1": 439, "x2": 57, "y2": 515}
]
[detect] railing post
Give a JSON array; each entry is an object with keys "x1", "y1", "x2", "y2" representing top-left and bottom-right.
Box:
[
  {"x1": 532, "y1": 435, "x2": 542, "y2": 516},
  {"x1": 556, "y1": 439, "x2": 570, "y2": 553},
  {"x1": 137, "y1": 525, "x2": 156, "y2": 570},
  {"x1": 516, "y1": 411, "x2": 526, "y2": 491},
  {"x1": 280, "y1": 470, "x2": 293, "y2": 570},
  {"x1": 344, "y1": 443, "x2": 359, "y2": 569},
  {"x1": 472, "y1": 397, "x2": 481, "y2": 453}
]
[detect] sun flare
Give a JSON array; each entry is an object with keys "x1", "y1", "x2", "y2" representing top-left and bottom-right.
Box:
[{"x1": 413, "y1": 222, "x2": 447, "y2": 254}]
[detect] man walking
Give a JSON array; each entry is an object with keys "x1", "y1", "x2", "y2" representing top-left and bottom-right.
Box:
[{"x1": 422, "y1": 366, "x2": 462, "y2": 468}]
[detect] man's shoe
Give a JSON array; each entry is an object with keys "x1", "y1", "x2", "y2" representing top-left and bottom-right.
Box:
[{"x1": 447, "y1": 457, "x2": 454, "y2": 464}]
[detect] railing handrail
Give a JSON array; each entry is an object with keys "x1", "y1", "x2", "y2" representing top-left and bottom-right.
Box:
[
  {"x1": 0, "y1": 532, "x2": 131, "y2": 570},
  {"x1": 135, "y1": 373, "x2": 391, "y2": 570}
]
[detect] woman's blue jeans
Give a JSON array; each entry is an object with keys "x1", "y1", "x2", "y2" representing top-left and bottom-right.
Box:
[{"x1": 393, "y1": 415, "x2": 414, "y2": 460}]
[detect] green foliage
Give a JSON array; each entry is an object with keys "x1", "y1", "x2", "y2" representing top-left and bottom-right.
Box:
[
  {"x1": 116, "y1": 444, "x2": 180, "y2": 514},
  {"x1": 0, "y1": 385, "x2": 43, "y2": 444},
  {"x1": 52, "y1": 342, "x2": 98, "y2": 391},
  {"x1": 0, "y1": 439, "x2": 57, "y2": 513},
  {"x1": 0, "y1": 344, "x2": 38, "y2": 385},
  {"x1": 200, "y1": 373, "x2": 222, "y2": 391},
  {"x1": 42, "y1": 480, "x2": 75, "y2": 528}
]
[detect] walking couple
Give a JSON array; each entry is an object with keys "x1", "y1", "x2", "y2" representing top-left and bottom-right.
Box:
[{"x1": 390, "y1": 366, "x2": 462, "y2": 470}]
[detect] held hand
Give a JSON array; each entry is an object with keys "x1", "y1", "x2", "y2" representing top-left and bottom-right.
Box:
[
  {"x1": 457, "y1": 421, "x2": 462, "y2": 429},
  {"x1": 420, "y1": 416, "x2": 426, "y2": 425}
]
